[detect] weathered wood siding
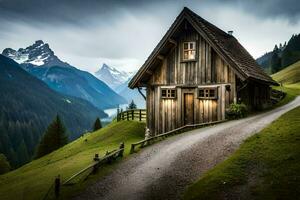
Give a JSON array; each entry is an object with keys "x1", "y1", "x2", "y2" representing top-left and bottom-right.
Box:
[
  {"x1": 147, "y1": 27, "x2": 237, "y2": 135},
  {"x1": 237, "y1": 81, "x2": 271, "y2": 110}
]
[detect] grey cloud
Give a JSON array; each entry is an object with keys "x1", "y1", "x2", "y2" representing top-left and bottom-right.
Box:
[
  {"x1": 0, "y1": 0, "x2": 299, "y2": 73},
  {"x1": 0, "y1": 0, "x2": 299, "y2": 25},
  {"x1": 221, "y1": 0, "x2": 300, "y2": 23}
]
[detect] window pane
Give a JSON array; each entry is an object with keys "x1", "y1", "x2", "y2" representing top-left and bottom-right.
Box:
[
  {"x1": 189, "y1": 50, "x2": 196, "y2": 60},
  {"x1": 162, "y1": 90, "x2": 166, "y2": 97},
  {"x1": 171, "y1": 90, "x2": 176, "y2": 97},
  {"x1": 209, "y1": 89, "x2": 215, "y2": 97},
  {"x1": 199, "y1": 89, "x2": 204, "y2": 97},
  {"x1": 190, "y1": 43, "x2": 194, "y2": 49},
  {"x1": 184, "y1": 51, "x2": 188, "y2": 59},
  {"x1": 205, "y1": 89, "x2": 209, "y2": 97},
  {"x1": 184, "y1": 43, "x2": 188, "y2": 50},
  {"x1": 198, "y1": 88, "x2": 218, "y2": 99}
]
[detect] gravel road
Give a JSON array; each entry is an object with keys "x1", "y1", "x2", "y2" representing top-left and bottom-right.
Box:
[{"x1": 74, "y1": 97, "x2": 300, "y2": 200}]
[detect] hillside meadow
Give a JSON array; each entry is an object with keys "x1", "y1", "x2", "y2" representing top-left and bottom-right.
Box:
[{"x1": 0, "y1": 121, "x2": 145, "y2": 200}]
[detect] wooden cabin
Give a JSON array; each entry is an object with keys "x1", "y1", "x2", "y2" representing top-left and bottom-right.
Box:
[{"x1": 129, "y1": 7, "x2": 278, "y2": 136}]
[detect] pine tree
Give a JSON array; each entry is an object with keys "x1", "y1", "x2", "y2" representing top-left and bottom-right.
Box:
[
  {"x1": 35, "y1": 115, "x2": 68, "y2": 158},
  {"x1": 0, "y1": 154, "x2": 11, "y2": 175},
  {"x1": 16, "y1": 140, "x2": 30, "y2": 166},
  {"x1": 128, "y1": 100, "x2": 137, "y2": 110},
  {"x1": 93, "y1": 117, "x2": 102, "y2": 132},
  {"x1": 281, "y1": 34, "x2": 300, "y2": 68},
  {"x1": 270, "y1": 45, "x2": 282, "y2": 73}
]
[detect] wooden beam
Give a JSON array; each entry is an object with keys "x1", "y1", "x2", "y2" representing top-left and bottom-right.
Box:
[
  {"x1": 145, "y1": 70, "x2": 153, "y2": 75},
  {"x1": 157, "y1": 55, "x2": 164, "y2": 60},
  {"x1": 138, "y1": 87, "x2": 146, "y2": 100},
  {"x1": 168, "y1": 39, "x2": 177, "y2": 46}
]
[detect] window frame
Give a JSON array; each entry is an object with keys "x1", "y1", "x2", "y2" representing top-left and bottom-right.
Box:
[
  {"x1": 197, "y1": 87, "x2": 218, "y2": 100},
  {"x1": 161, "y1": 88, "x2": 177, "y2": 99},
  {"x1": 182, "y1": 41, "x2": 197, "y2": 62}
]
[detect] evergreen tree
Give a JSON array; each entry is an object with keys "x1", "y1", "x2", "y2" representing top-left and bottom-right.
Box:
[
  {"x1": 35, "y1": 115, "x2": 68, "y2": 158},
  {"x1": 281, "y1": 34, "x2": 300, "y2": 68},
  {"x1": 270, "y1": 45, "x2": 282, "y2": 73},
  {"x1": 93, "y1": 117, "x2": 102, "y2": 131},
  {"x1": 16, "y1": 140, "x2": 29, "y2": 166},
  {"x1": 0, "y1": 154, "x2": 11, "y2": 175},
  {"x1": 128, "y1": 100, "x2": 137, "y2": 110}
]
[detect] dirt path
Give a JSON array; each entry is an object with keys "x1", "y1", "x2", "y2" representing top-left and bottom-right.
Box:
[{"x1": 74, "y1": 97, "x2": 300, "y2": 200}]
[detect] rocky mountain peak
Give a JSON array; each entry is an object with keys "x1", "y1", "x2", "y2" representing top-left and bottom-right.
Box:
[
  {"x1": 94, "y1": 63, "x2": 131, "y2": 89},
  {"x1": 2, "y1": 40, "x2": 71, "y2": 68}
]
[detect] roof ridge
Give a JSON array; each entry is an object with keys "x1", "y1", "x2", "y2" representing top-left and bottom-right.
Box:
[{"x1": 129, "y1": 7, "x2": 278, "y2": 88}]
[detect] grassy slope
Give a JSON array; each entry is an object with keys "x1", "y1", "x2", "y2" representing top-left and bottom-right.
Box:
[
  {"x1": 271, "y1": 60, "x2": 300, "y2": 107},
  {"x1": 0, "y1": 121, "x2": 145, "y2": 200},
  {"x1": 272, "y1": 60, "x2": 300, "y2": 84},
  {"x1": 272, "y1": 83, "x2": 300, "y2": 107},
  {"x1": 184, "y1": 106, "x2": 300, "y2": 200}
]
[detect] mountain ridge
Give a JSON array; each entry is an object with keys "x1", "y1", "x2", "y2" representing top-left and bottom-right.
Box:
[
  {"x1": 2, "y1": 41, "x2": 127, "y2": 109},
  {"x1": 0, "y1": 54, "x2": 107, "y2": 167},
  {"x1": 94, "y1": 63, "x2": 132, "y2": 89}
]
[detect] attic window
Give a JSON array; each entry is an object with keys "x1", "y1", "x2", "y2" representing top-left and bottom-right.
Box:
[
  {"x1": 182, "y1": 41, "x2": 196, "y2": 61},
  {"x1": 161, "y1": 88, "x2": 176, "y2": 99},
  {"x1": 198, "y1": 87, "x2": 218, "y2": 99}
]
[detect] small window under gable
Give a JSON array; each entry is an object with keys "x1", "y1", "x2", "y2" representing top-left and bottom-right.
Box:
[
  {"x1": 161, "y1": 88, "x2": 176, "y2": 99},
  {"x1": 182, "y1": 41, "x2": 196, "y2": 61},
  {"x1": 198, "y1": 87, "x2": 218, "y2": 99}
]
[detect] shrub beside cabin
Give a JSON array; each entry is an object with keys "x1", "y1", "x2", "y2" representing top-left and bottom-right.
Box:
[{"x1": 129, "y1": 7, "x2": 278, "y2": 136}]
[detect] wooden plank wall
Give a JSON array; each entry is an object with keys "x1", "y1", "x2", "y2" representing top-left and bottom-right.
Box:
[{"x1": 147, "y1": 27, "x2": 237, "y2": 135}]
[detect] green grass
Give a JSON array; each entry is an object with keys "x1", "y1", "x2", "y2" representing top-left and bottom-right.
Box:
[
  {"x1": 272, "y1": 83, "x2": 300, "y2": 107},
  {"x1": 0, "y1": 121, "x2": 145, "y2": 200},
  {"x1": 272, "y1": 60, "x2": 300, "y2": 85},
  {"x1": 271, "y1": 61, "x2": 300, "y2": 107},
  {"x1": 184, "y1": 106, "x2": 300, "y2": 200}
]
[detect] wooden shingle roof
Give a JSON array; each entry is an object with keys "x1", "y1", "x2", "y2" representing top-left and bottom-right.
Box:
[{"x1": 129, "y1": 7, "x2": 278, "y2": 88}]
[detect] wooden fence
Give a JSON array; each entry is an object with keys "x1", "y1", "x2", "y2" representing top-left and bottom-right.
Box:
[
  {"x1": 43, "y1": 143, "x2": 125, "y2": 200},
  {"x1": 130, "y1": 120, "x2": 226, "y2": 153},
  {"x1": 117, "y1": 109, "x2": 146, "y2": 122},
  {"x1": 63, "y1": 147, "x2": 124, "y2": 185}
]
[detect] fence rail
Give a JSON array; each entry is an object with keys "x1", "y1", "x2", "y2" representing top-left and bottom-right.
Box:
[
  {"x1": 117, "y1": 109, "x2": 146, "y2": 122},
  {"x1": 43, "y1": 144, "x2": 124, "y2": 200},
  {"x1": 63, "y1": 147, "x2": 124, "y2": 185},
  {"x1": 130, "y1": 120, "x2": 226, "y2": 153}
]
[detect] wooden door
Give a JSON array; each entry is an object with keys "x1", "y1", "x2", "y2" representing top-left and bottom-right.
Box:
[{"x1": 184, "y1": 93, "x2": 194, "y2": 125}]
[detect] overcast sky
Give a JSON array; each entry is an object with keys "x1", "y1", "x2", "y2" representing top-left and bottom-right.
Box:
[{"x1": 0, "y1": 0, "x2": 299, "y2": 73}]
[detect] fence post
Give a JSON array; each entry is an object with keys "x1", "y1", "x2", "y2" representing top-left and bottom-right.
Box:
[
  {"x1": 127, "y1": 111, "x2": 129, "y2": 121},
  {"x1": 119, "y1": 142, "x2": 125, "y2": 157},
  {"x1": 55, "y1": 175, "x2": 60, "y2": 199},
  {"x1": 122, "y1": 110, "x2": 124, "y2": 120},
  {"x1": 117, "y1": 108, "x2": 119, "y2": 121},
  {"x1": 132, "y1": 110, "x2": 134, "y2": 120},
  {"x1": 93, "y1": 153, "x2": 99, "y2": 161},
  {"x1": 130, "y1": 144, "x2": 135, "y2": 154},
  {"x1": 139, "y1": 110, "x2": 142, "y2": 121}
]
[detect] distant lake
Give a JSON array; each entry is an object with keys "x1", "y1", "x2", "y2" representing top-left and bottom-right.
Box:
[{"x1": 102, "y1": 104, "x2": 128, "y2": 122}]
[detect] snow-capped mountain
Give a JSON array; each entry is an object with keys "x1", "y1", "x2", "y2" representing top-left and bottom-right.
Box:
[
  {"x1": 2, "y1": 40, "x2": 71, "y2": 68},
  {"x1": 95, "y1": 63, "x2": 133, "y2": 89},
  {"x1": 1, "y1": 40, "x2": 127, "y2": 109}
]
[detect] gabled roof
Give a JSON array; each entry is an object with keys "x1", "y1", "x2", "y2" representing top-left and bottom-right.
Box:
[{"x1": 129, "y1": 7, "x2": 278, "y2": 88}]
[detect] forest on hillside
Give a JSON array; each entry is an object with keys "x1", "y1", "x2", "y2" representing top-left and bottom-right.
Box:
[
  {"x1": 0, "y1": 55, "x2": 106, "y2": 168},
  {"x1": 257, "y1": 34, "x2": 300, "y2": 74}
]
